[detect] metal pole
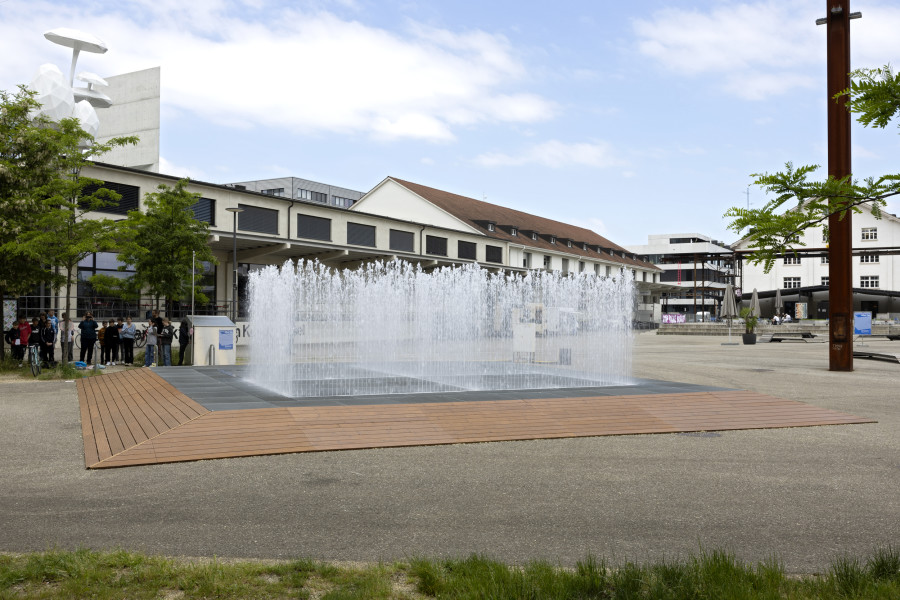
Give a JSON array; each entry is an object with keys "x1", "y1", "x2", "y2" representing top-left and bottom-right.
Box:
[
  {"x1": 232, "y1": 211, "x2": 238, "y2": 322},
  {"x1": 824, "y1": 0, "x2": 854, "y2": 371},
  {"x1": 191, "y1": 250, "x2": 195, "y2": 318}
]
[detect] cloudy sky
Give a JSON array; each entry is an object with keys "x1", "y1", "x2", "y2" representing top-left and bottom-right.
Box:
[{"x1": 1, "y1": 0, "x2": 898, "y2": 246}]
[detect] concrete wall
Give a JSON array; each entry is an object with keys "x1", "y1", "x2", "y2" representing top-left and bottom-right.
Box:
[{"x1": 94, "y1": 67, "x2": 161, "y2": 172}]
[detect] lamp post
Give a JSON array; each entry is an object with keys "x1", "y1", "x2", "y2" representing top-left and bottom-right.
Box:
[{"x1": 225, "y1": 207, "x2": 244, "y2": 322}]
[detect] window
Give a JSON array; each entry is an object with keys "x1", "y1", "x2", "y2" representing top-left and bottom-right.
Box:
[
  {"x1": 550, "y1": 236, "x2": 557, "y2": 245},
  {"x1": 297, "y1": 189, "x2": 327, "y2": 203},
  {"x1": 190, "y1": 197, "x2": 215, "y2": 225},
  {"x1": 76, "y1": 252, "x2": 137, "y2": 314},
  {"x1": 426, "y1": 235, "x2": 447, "y2": 256},
  {"x1": 458, "y1": 240, "x2": 477, "y2": 260},
  {"x1": 561, "y1": 258, "x2": 569, "y2": 273},
  {"x1": 821, "y1": 256, "x2": 829, "y2": 264},
  {"x1": 487, "y1": 222, "x2": 495, "y2": 232},
  {"x1": 860, "y1": 275, "x2": 879, "y2": 288},
  {"x1": 860, "y1": 253, "x2": 879, "y2": 263},
  {"x1": 261, "y1": 188, "x2": 284, "y2": 196},
  {"x1": 861, "y1": 227, "x2": 878, "y2": 240},
  {"x1": 567, "y1": 240, "x2": 572, "y2": 248},
  {"x1": 821, "y1": 276, "x2": 830, "y2": 286},
  {"x1": 583, "y1": 243, "x2": 588, "y2": 251},
  {"x1": 783, "y1": 255, "x2": 801, "y2": 265},
  {"x1": 543, "y1": 255, "x2": 551, "y2": 270},
  {"x1": 523, "y1": 252, "x2": 532, "y2": 268},
  {"x1": 532, "y1": 232, "x2": 538, "y2": 241},
  {"x1": 594, "y1": 264, "x2": 600, "y2": 275},
  {"x1": 511, "y1": 227, "x2": 517, "y2": 237},
  {"x1": 333, "y1": 196, "x2": 356, "y2": 208},
  {"x1": 605, "y1": 265, "x2": 611, "y2": 276},
  {"x1": 297, "y1": 214, "x2": 331, "y2": 241},
  {"x1": 238, "y1": 204, "x2": 279, "y2": 234},
  {"x1": 389, "y1": 229, "x2": 414, "y2": 252},
  {"x1": 822, "y1": 227, "x2": 829, "y2": 243},
  {"x1": 579, "y1": 261, "x2": 585, "y2": 273},
  {"x1": 485, "y1": 245, "x2": 503, "y2": 264},
  {"x1": 784, "y1": 277, "x2": 801, "y2": 289},
  {"x1": 347, "y1": 222, "x2": 376, "y2": 247},
  {"x1": 80, "y1": 180, "x2": 140, "y2": 216}
]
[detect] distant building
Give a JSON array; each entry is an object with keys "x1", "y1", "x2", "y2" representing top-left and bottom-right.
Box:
[
  {"x1": 734, "y1": 204, "x2": 900, "y2": 319},
  {"x1": 228, "y1": 177, "x2": 364, "y2": 209},
  {"x1": 627, "y1": 233, "x2": 734, "y2": 321}
]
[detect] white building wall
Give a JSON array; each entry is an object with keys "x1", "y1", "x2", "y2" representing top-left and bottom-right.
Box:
[
  {"x1": 352, "y1": 179, "x2": 482, "y2": 234},
  {"x1": 95, "y1": 67, "x2": 161, "y2": 172}
]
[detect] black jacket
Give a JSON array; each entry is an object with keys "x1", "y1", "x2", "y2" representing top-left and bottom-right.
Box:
[{"x1": 158, "y1": 325, "x2": 175, "y2": 346}]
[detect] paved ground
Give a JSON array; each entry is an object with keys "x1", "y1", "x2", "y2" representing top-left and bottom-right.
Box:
[{"x1": 1, "y1": 334, "x2": 897, "y2": 573}]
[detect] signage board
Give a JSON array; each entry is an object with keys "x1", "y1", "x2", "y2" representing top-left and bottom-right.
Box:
[
  {"x1": 218, "y1": 328, "x2": 234, "y2": 350},
  {"x1": 853, "y1": 311, "x2": 872, "y2": 336}
]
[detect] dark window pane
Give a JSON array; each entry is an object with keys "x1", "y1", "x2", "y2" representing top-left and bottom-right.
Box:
[
  {"x1": 238, "y1": 204, "x2": 279, "y2": 234},
  {"x1": 458, "y1": 240, "x2": 476, "y2": 260},
  {"x1": 389, "y1": 229, "x2": 414, "y2": 252},
  {"x1": 426, "y1": 235, "x2": 447, "y2": 256},
  {"x1": 485, "y1": 245, "x2": 502, "y2": 263},
  {"x1": 191, "y1": 197, "x2": 215, "y2": 225},
  {"x1": 80, "y1": 180, "x2": 140, "y2": 215},
  {"x1": 297, "y1": 214, "x2": 331, "y2": 241},
  {"x1": 347, "y1": 222, "x2": 376, "y2": 247}
]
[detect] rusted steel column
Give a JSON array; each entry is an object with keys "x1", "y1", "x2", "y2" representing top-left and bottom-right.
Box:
[{"x1": 826, "y1": 0, "x2": 853, "y2": 371}]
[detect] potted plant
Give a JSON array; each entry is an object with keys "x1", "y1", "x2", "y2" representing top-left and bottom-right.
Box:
[{"x1": 740, "y1": 307, "x2": 758, "y2": 345}]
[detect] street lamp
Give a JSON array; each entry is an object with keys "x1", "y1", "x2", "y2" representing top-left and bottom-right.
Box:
[{"x1": 225, "y1": 207, "x2": 244, "y2": 322}]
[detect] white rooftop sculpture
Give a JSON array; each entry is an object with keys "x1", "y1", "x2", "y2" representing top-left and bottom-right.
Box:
[{"x1": 29, "y1": 28, "x2": 114, "y2": 143}]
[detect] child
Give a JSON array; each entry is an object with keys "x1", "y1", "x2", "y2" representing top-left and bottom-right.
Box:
[{"x1": 27, "y1": 318, "x2": 42, "y2": 367}]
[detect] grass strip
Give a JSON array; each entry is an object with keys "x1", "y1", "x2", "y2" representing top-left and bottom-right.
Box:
[{"x1": 0, "y1": 546, "x2": 897, "y2": 599}]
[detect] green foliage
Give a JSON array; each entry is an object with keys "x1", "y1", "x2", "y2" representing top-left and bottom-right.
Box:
[
  {"x1": 116, "y1": 179, "x2": 217, "y2": 311},
  {"x1": 842, "y1": 64, "x2": 900, "y2": 131},
  {"x1": 725, "y1": 64, "x2": 900, "y2": 272},
  {"x1": 2, "y1": 547, "x2": 900, "y2": 599},
  {"x1": 740, "y1": 306, "x2": 759, "y2": 333}
]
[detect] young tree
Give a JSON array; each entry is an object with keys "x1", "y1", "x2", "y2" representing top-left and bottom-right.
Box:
[
  {"x1": 116, "y1": 179, "x2": 217, "y2": 315},
  {"x1": 725, "y1": 65, "x2": 900, "y2": 271}
]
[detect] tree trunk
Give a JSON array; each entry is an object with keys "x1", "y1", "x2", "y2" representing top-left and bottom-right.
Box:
[
  {"x1": 61, "y1": 265, "x2": 73, "y2": 367},
  {"x1": 0, "y1": 285, "x2": 6, "y2": 358}
]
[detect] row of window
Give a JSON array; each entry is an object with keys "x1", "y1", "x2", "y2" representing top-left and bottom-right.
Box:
[
  {"x1": 819, "y1": 227, "x2": 878, "y2": 242},
  {"x1": 82, "y1": 180, "x2": 217, "y2": 226},
  {"x1": 296, "y1": 214, "x2": 504, "y2": 263},
  {"x1": 785, "y1": 253, "x2": 881, "y2": 265},
  {"x1": 784, "y1": 276, "x2": 880, "y2": 289}
]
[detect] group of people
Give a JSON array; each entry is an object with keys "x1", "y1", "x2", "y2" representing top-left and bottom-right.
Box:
[
  {"x1": 5, "y1": 308, "x2": 192, "y2": 369},
  {"x1": 4, "y1": 310, "x2": 59, "y2": 368},
  {"x1": 772, "y1": 313, "x2": 793, "y2": 325}
]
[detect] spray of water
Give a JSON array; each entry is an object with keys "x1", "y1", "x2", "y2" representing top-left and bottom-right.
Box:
[{"x1": 247, "y1": 260, "x2": 634, "y2": 397}]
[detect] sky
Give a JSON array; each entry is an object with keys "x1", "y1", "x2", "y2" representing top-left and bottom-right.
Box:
[{"x1": 1, "y1": 0, "x2": 899, "y2": 247}]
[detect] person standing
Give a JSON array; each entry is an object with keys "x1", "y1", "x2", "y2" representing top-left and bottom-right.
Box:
[
  {"x1": 39, "y1": 317, "x2": 55, "y2": 367},
  {"x1": 142, "y1": 319, "x2": 157, "y2": 367},
  {"x1": 158, "y1": 318, "x2": 175, "y2": 366},
  {"x1": 105, "y1": 318, "x2": 121, "y2": 365},
  {"x1": 16, "y1": 316, "x2": 32, "y2": 367},
  {"x1": 120, "y1": 316, "x2": 136, "y2": 365},
  {"x1": 78, "y1": 313, "x2": 99, "y2": 365},
  {"x1": 177, "y1": 319, "x2": 191, "y2": 366},
  {"x1": 60, "y1": 313, "x2": 75, "y2": 362},
  {"x1": 98, "y1": 321, "x2": 109, "y2": 365}
]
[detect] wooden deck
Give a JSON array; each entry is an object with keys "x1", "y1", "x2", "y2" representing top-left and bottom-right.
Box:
[{"x1": 78, "y1": 370, "x2": 876, "y2": 469}]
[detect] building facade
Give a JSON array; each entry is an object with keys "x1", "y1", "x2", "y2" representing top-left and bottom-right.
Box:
[
  {"x1": 12, "y1": 164, "x2": 662, "y2": 325},
  {"x1": 627, "y1": 233, "x2": 734, "y2": 321},
  {"x1": 734, "y1": 205, "x2": 900, "y2": 319}
]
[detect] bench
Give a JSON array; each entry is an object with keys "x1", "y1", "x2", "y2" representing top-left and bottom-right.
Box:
[{"x1": 761, "y1": 331, "x2": 818, "y2": 343}]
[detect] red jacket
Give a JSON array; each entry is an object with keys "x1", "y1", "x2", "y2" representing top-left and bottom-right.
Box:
[{"x1": 18, "y1": 323, "x2": 31, "y2": 346}]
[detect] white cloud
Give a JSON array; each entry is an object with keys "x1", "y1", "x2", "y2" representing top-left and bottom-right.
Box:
[
  {"x1": 0, "y1": 1, "x2": 556, "y2": 143},
  {"x1": 475, "y1": 140, "x2": 625, "y2": 169},
  {"x1": 158, "y1": 156, "x2": 207, "y2": 180},
  {"x1": 633, "y1": 1, "x2": 900, "y2": 100}
]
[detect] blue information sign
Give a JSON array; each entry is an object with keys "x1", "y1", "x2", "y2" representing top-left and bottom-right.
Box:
[
  {"x1": 219, "y1": 329, "x2": 234, "y2": 350},
  {"x1": 853, "y1": 311, "x2": 872, "y2": 336}
]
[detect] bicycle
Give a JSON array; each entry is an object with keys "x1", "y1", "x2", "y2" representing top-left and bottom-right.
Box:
[
  {"x1": 134, "y1": 324, "x2": 149, "y2": 348},
  {"x1": 28, "y1": 344, "x2": 41, "y2": 377}
]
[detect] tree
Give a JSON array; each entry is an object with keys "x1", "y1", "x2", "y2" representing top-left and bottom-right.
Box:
[
  {"x1": 0, "y1": 87, "x2": 64, "y2": 355},
  {"x1": 116, "y1": 179, "x2": 217, "y2": 315},
  {"x1": 724, "y1": 65, "x2": 900, "y2": 271},
  {"x1": 3, "y1": 84, "x2": 138, "y2": 363}
]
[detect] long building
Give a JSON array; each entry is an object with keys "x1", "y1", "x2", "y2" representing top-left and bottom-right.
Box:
[{"x1": 10, "y1": 162, "x2": 664, "y2": 330}]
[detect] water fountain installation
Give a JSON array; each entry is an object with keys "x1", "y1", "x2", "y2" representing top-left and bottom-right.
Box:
[{"x1": 247, "y1": 260, "x2": 634, "y2": 398}]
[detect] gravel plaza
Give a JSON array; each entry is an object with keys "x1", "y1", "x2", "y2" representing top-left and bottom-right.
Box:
[{"x1": 1, "y1": 333, "x2": 897, "y2": 573}]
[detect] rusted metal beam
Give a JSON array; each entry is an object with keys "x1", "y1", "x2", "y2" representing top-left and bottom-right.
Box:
[{"x1": 824, "y1": 0, "x2": 855, "y2": 371}]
